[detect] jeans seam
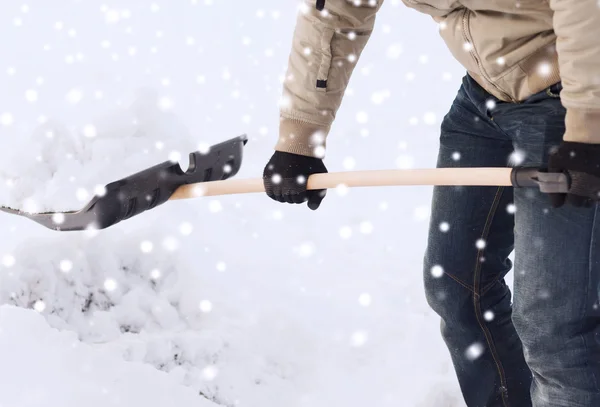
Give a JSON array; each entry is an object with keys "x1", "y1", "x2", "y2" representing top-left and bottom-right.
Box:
[
  {"x1": 473, "y1": 186, "x2": 510, "y2": 407},
  {"x1": 443, "y1": 271, "x2": 476, "y2": 294},
  {"x1": 586, "y1": 203, "x2": 600, "y2": 393},
  {"x1": 481, "y1": 275, "x2": 504, "y2": 296}
]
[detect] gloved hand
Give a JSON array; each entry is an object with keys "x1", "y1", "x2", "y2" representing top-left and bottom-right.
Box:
[
  {"x1": 547, "y1": 141, "x2": 600, "y2": 208},
  {"x1": 263, "y1": 151, "x2": 328, "y2": 210}
]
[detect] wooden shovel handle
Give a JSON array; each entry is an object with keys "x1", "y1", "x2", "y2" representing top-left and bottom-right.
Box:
[{"x1": 169, "y1": 167, "x2": 512, "y2": 200}]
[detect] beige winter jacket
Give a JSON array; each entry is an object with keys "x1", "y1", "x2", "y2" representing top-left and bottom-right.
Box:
[{"x1": 275, "y1": 0, "x2": 600, "y2": 158}]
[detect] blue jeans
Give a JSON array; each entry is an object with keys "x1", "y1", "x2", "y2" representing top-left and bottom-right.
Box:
[{"x1": 424, "y1": 75, "x2": 600, "y2": 407}]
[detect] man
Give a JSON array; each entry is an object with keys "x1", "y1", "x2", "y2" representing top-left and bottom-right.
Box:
[{"x1": 262, "y1": 1, "x2": 600, "y2": 406}]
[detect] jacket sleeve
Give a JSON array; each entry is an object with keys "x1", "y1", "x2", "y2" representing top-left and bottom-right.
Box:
[
  {"x1": 549, "y1": 0, "x2": 600, "y2": 144},
  {"x1": 275, "y1": 0, "x2": 384, "y2": 158}
]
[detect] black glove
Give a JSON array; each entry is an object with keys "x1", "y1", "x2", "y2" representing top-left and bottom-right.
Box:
[
  {"x1": 547, "y1": 141, "x2": 600, "y2": 208},
  {"x1": 263, "y1": 151, "x2": 328, "y2": 210}
]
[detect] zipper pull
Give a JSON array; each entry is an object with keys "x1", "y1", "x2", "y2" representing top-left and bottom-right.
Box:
[{"x1": 316, "y1": 0, "x2": 325, "y2": 11}]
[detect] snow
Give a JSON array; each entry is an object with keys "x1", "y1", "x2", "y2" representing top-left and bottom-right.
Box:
[
  {"x1": 0, "y1": 1, "x2": 469, "y2": 406},
  {"x1": 0, "y1": 225, "x2": 464, "y2": 406},
  {"x1": 0, "y1": 89, "x2": 197, "y2": 212},
  {"x1": 0, "y1": 306, "x2": 216, "y2": 407}
]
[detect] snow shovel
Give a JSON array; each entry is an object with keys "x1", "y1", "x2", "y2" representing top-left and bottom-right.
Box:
[{"x1": 0, "y1": 134, "x2": 568, "y2": 232}]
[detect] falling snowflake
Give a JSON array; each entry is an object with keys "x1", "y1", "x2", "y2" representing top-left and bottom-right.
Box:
[
  {"x1": 358, "y1": 293, "x2": 372, "y2": 307},
  {"x1": 335, "y1": 183, "x2": 349, "y2": 197},
  {"x1": 359, "y1": 221, "x2": 374, "y2": 235},
  {"x1": 538, "y1": 62, "x2": 551, "y2": 77},
  {"x1": 105, "y1": 9, "x2": 121, "y2": 24},
  {"x1": 506, "y1": 203, "x2": 516, "y2": 214},
  {"x1": 509, "y1": 149, "x2": 526, "y2": 165},
  {"x1": 76, "y1": 188, "x2": 89, "y2": 202},
  {"x1": 431, "y1": 265, "x2": 444, "y2": 278},
  {"x1": 179, "y1": 222, "x2": 193, "y2": 236},
  {"x1": 271, "y1": 174, "x2": 282, "y2": 185},
  {"x1": 25, "y1": 89, "x2": 38, "y2": 103},
  {"x1": 158, "y1": 97, "x2": 174, "y2": 111},
  {"x1": 23, "y1": 198, "x2": 39, "y2": 213},
  {"x1": 343, "y1": 156, "x2": 356, "y2": 170},
  {"x1": 59, "y1": 259, "x2": 73, "y2": 272},
  {"x1": 150, "y1": 269, "x2": 161, "y2": 279},
  {"x1": 94, "y1": 185, "x2": 107, "y2": 197},
  {"x1": 0, "y1": 113, "x2": 14, "y2": 126},
  {"x1": 476, "y1": 239, "x2": 486, "y2": 250},
  {"x1": 350, "y1": 330, "x2": 368, "y2": 347},
  {"x1": 33, "y1": 300, "x2": 46, "y2": 313},
  {"x1": 83, "y1": 124, "x2": 97, "y2": 138},
  {"x1": 168, "y1": 151, "x2": 181, "y2": 163},
  {"x1": 423, "y1": 112, "x2": 437, "y2": 125},
  {"x1": 356, "y1": 111, "x2": 369, "y2": 124},
  {"x1": 104, "y1": 279, "x2": 117, "y2": 291},
  {"x1": 216, "y1": 261, "x2": 227, "y2": 272},
  {"x1": 371, "y1": 89, "x2": 390, "y2": 105},
  {"x1": 199, "y1": 300, "x2": 213, "y2": 313},
  {"x1": 2, "y1": 255, "x2": 16, "y2": 267},
  {"x1": 386, "y1": 43, "x2": 403, "y2": 59},
  {"x1": 52, "y1": 213, "x2": 65, "y2": 224},
  {"x1": 465, "y1": 342, "x2": 485, "y2": 361},
  {"x1": 202, "y1": 365, "x2": 218, "y2": 381},
  {"x1": 162, "y1": 236, "x2": 178, "y2": 251},
  {"x1": 413, "y1": 206, "x2": 431, "y2": 222},
  {"x1": 140, "y1": 241, "x2": 154, "y2": 253},
  {"x1": 66, "y1": 88, "x2": 83, "y2": 104},
  {"x1": 484, "y1": 310, "x2": 495, "y2": 321},
  {"x1": 313, "y1": 145, "x2": 326, "y2": 158},
  {"x1": 395, "y1": 154, "x2": 414, "y2": 169},
  {"x1": 439, "y1": 222, "x2": 450, "y2": 232},
  {"x1": 339, "y1": 226, "x2": 353, "y2": 239},
  {"x1": 208, "y1": 200, "x2": 223, "y2": 213},
  {"x1": 295, "y1": 242, "x2": 315, "y2": 258}
]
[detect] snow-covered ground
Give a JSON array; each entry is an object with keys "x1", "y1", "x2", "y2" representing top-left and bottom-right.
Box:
[
  {"x1": 0, "y1": 305, "x2": 217, "y2": 407},
  {"x1": 0, "y1": 1, "x2": 469, "y2": 406}
]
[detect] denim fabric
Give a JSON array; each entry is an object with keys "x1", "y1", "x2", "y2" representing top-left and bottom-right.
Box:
[{"x1": 424, "y1": 75, "x2": 600, "y2": 407}]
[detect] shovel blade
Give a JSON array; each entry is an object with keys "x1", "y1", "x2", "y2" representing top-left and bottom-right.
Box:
[{"x1": 1, "y1": 134, "x2": 248, "y2": 231}]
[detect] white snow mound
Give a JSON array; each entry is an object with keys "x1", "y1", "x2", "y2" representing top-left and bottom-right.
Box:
[
  {"x1": 0, "y1": 305, "x2": 216, "y2": 407},
  {"x1": 0, "y1": 89, "x2": 198, "y2": 212}
]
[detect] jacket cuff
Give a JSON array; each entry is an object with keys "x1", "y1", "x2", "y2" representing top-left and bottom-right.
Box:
[
  {"x1": 274, "y1": 116, "x2": 331, "y2": 158},
  {"x1": 563, "y1": 108, "x2": 600, "y2": 144}
]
